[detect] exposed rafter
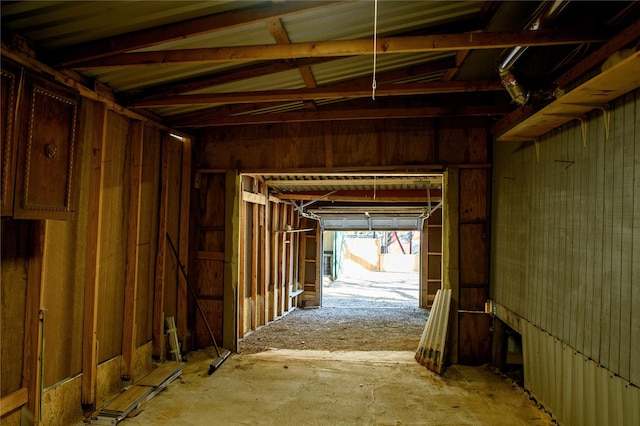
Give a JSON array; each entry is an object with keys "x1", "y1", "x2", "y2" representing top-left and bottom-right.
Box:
[
  {"x1": 129, "y1": 80, "x2": 503, "y2": 107},
  {"x1": 70, "y1": 30, "x2": 604, "y2": 69}
]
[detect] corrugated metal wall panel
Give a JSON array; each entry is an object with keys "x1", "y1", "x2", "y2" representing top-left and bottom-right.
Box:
[
  {"x1": 523, "y1": 321, "x2": 640, "y2": 426},
  {"x1": 491, "y1": 89, "x2": 640, "y2": 385}
]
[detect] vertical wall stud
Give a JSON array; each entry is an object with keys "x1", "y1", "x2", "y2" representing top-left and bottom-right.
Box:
[{"x1": 82, "y1": 103, "x2": 107, "y2": 406}]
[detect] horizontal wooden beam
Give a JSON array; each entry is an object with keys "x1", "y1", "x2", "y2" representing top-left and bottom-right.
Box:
[
  {"x1": 131, "y1": 80, "x2": 503, "y2": 107},
  {"x1": 172, "y1": 105, "x2": 510, "y2": 127},
  {"x1": 72, "y1": 30, "x2": 603, "y2": 69},
  {"x1": 242, "y1": 190, "x2": 267, "y2": 205},
  {"x1": 275, "y1": 189, "x2": 442, "y2": 204},
  {"x1": 267, "y1": 177, "x2": 439, "y2": 187},
  {"x1": 0, "y1": 387, "x2": 28, "y2": 416},
  {"x1": 129, "y1": 57, "x2": 454, "y2": 105}
]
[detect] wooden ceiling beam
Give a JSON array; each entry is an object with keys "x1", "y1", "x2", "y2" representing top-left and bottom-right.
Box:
[
  {"x1": 50, "y1": 1, "x2": 341, "y2": 67},
  {"x1": 124, "y1": 58, "x2": 338, "y2": 103},
  {"x1": 71, "y1": 30, "x2": 604, "y2": 69},
  {"x1": 130, "y1": 80, "x2": 503, "y2": 107},
  {"x1": 171, "y1": 105, "x2": 509, "y2": 127},
  {"x1": 275, "y1": 190, "x2": 442, "y2": 204}
]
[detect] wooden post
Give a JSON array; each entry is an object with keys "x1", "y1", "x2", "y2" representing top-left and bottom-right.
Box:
[
  {"x1": 443, "y1": 168, "x2": 460, "y2": 364},
  {"x1": 251, "y1": 179, "x2": 259, "y2": 329},
  {"x1": 223, "y1": 170, "x2": 240, "y2": 351},
  {"x1": 152, "y1": 133, "x2": 171, "y2": 360},
  {"x1": 121, "y1": 121, "x2": 144, "y2": 381},
  {"x1": 270, "y1": 199, "x2": 280, "y2": 321},
  {"x1": 279, "y1": 203, "x2": 287, "y2": 316},
  {"x1": 23, "y1": 221, "x2": 45, "y2": 419},
  {"x1": 237, "y1": 179, "x2": 246, "y2": 339},
  {"x1": 177, "y1": 135, "x2": 192, "y2": 349},
  {"x1": 263, "y1": 185, "x2": 272, "y2": 323},
  {"x1": 82, "y1": 103, "x2": 107, "y2": 406}
]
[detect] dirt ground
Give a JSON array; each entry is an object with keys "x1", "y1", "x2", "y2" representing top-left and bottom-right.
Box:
[
  {"x1": 239, "y1": 267, "x2": 428, "y2": 354},
  {"x1": 113, "y1": 265, "x2": 552, "y2": 425}
]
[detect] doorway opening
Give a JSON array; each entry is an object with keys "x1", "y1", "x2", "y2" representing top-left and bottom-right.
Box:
[{"x1": 322, "y1": 230, "x2": 420, "y2": 309}]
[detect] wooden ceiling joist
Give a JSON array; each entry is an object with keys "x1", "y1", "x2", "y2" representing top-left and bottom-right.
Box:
[
  {"x1": 130, "y1": 80, "x2": 503, "y2": 107},
  {"x1": 124, "y1": 58, "x2": 340, "y2": 104},
  {"x1": 71, "y1": 30, "x2": 604, "y2": 69},
  {"x1": 171, "y1": 105, "x2": 510, "y2": 127}
]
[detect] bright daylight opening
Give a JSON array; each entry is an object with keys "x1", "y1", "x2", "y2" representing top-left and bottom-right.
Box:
[{"x1": 322, "y1": 230, "x2": 420, "y2": 309}]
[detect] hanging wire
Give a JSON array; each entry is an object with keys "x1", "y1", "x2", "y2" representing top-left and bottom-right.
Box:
[{"x1": 372, "y1": 0, "x2": 378, "y2": 100}]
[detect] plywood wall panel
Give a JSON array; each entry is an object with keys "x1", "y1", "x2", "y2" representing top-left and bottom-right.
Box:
[
  {"x1": 194, "y1": 300, "x2": 224, "y2": 348},
  {"x1": 0, "y1": 220, "x2": 29, "y2": 396},
  {"x1": 95, "y1": 356, "x2": 122, "y2": 408},
  {"x1": 382, "y1": 119, "x2": 436, "y2": 165},
  {"x1": 203, "y1": 125, "x2": 278, "y2": 170},
  {"x1": 281, "y1": 122, "x2": 325, "y2": 168},
  {"x1": 96, "y1": 110, "x2": 130, "y2": 363},
  {"x1": 458, "y1": 311, "x2": 491, "y2": 365},
  {"x1": 459, "y1": 223, "x2": 488, "y2": 285},
  {"x1": 199, "y1": 118, "x2": 483, "y2": 170},
  {"x1": 331, "y1": 120, "x2": 378, "y2": 167},
  {"x1": 459, "y1": 169, "x2": 488, "y2": 222},
  {"x1": 136, "y1": 243, "x2": 154, "y2": 346},
  {"x1": 460, "y1": 287, "x2": 489, "y2": 311},
  {"x1": 438, "y1": 118, "x2": 488, "y2": 164},
  {"x1": 195, "y1": 259, "x2": 224, "y2": 298},
  {"x1": 42, "y1": 221, "x2": 84, "y2": 388},
  {"x1": 40, "y1": 375, "x2": 82, "y2": 426}
]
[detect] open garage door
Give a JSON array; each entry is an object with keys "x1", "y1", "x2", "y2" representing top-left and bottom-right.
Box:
[{"x1": 260, "y1": 173, "x2": 444, "y2": 309}]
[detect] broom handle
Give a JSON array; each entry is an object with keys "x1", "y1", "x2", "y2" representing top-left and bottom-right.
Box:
[{"x1": 166, "y1": 233, "x2": 222, "y2": 357}]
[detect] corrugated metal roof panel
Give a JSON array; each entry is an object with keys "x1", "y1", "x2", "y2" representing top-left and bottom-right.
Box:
[
  {"x1": 311, "y1": 52, "x2": 454, "y2": 86},
  {"x1": 282, "y1": 1, "x2": 483, "y2": 42},
  {"x1": 84, "y1": 62, "x2": 252, "y2": 92},
  {"x1": 1, "y1": 1, "x2": 252, "y2": 49},
  {"x1": 133, "y1": 20, "x2": 275, "y2": 52}
]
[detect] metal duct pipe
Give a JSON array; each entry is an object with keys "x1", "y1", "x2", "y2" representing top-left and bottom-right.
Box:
[{"x1": 497, "y1": 0, "x2": 570, "y2": 105}]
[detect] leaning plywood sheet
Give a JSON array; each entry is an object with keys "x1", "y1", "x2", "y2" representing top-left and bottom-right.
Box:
[
  {"x1": 415, "y1": 288, "x2": 452, "y2": 374},
  {"x1": 91, "y1": 362, "x2": 184, "y2": 425}
]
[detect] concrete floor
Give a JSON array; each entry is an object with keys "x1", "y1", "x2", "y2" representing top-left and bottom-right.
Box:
[{"x1": 120, "y1": 349, "x2": 552, "y2": 426}]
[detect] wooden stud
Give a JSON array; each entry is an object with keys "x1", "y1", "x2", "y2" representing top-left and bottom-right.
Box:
[
  {"x1": 251, "y1": 179, "x2": 259, "y2": 329},
  {"x1": 81, "y1": 103, "x2": 108, "y2": 406},
  {"x1": 442, "y1": 168, "x2": 459, "y2": 364},
  {"x1": 237, "y1": 183, "x2": 246, "y2": 339},
  {"x1": 152, "y1": 133, "x2": 171, "y2": 361},
  {"x1": 223, "y1": 170, "x2": 240, "y2": 352},
  {"x1": 263, "y1": 183, "x2": 271, "y2": 323},
  {"x1": 121, "y1": 121, "x2": 144, "y2": 381},
  {"x1": 177, "y1": 135, "x2": 192, "y2": 348},
  {"x1": 270, "y1": 200, "x2": 280, "y2": 321}
]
